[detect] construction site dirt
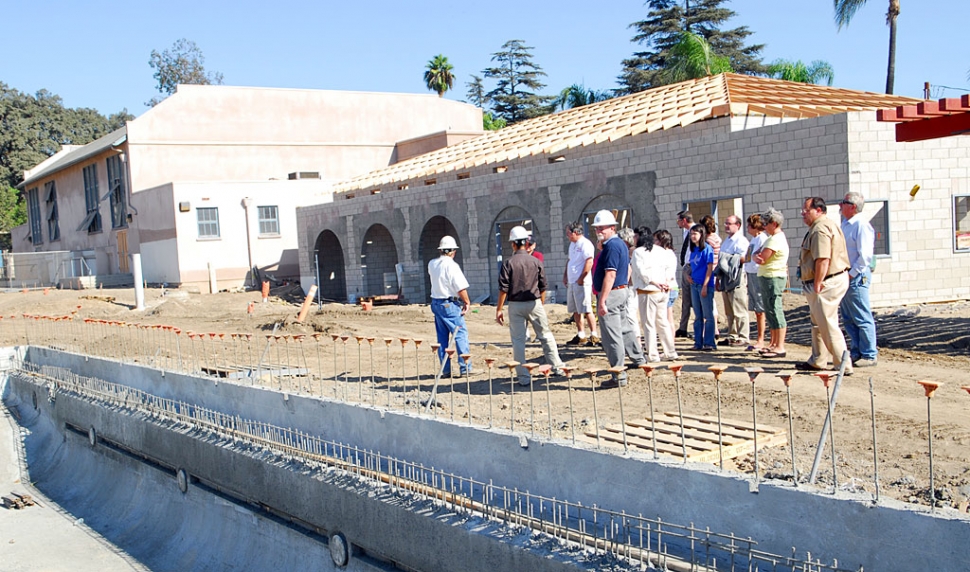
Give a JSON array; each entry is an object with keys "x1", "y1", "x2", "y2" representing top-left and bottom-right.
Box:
[{"x1": 3, "y1": 286, "x2": 969, "y2": 514}]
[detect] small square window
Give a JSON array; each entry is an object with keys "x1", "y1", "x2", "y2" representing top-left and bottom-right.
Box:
[
  {"x1": 197, "y1": 207, "x2": 220, "y2": 238},
  {"x1": 258, "y1": 205, "x2": 279, "y2": 236}
]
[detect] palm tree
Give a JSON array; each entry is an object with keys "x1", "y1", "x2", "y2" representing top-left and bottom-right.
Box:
[
  {"x1": 555, "y1": 84, "x2": 612, "y2": 111},
  {"x1": 834, "y1": 0, "x2": 900, "y2": 94},
  {"x1": 767, "y1": 59, "x2": 835, "y2": 86},
  {"x1": 662, "y1": 32, "x2": 733, "y2": 85},
  {"x1": 424, "y1": 54, "x2": 455, "y2": 97}
]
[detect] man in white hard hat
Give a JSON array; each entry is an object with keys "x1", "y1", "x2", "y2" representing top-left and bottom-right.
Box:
[
  {"x1": 495, "y1": 225, "x2": 566, "y2": 386},
  {"x1": 428, "y1": 235, "x2": 472, "y2": 376},
  {"x1": 591, "y1": 210, "x2": 646, "y2": 387}
]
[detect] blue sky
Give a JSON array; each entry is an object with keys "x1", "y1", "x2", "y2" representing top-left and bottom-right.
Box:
[{"x1": 2, "y1": 0, "x2": 967, "y2": 116}]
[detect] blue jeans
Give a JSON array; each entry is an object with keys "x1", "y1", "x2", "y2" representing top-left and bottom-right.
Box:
[
  {"x1": 691, "y1": 283, "x2": 716, "y2": 348},
  {"x1": 839, "y1": 269, "x2": 878, "y2": 361},
  {"x1": 431, "y1": 298, "x2": 470, "y2": 374}
]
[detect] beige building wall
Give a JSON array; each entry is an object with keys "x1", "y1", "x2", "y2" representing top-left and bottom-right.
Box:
[{"x1": 125, "y1": 85, "x2": 484, "y2": 189}]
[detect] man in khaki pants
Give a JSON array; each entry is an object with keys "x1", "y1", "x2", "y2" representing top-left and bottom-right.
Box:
[{"x1": 796, "y1": 197, "x2": 853, "y2": 376}]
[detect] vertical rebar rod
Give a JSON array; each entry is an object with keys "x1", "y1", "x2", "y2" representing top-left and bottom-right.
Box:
[
  {"x1": 356, "y1": 337, "x2": 364, "y2": 402},
  {"x1": 673, "y1": 367, "x2": 687, "y2": 462},
  {"x1": 641, "y1": 366, "x2": 657, "y2": 460},
  {"x1": 485, "y1": 359, "x2": 496, "y2": 428},
  {"x1": 869, "y1": 376, "x2": 879, "y2": 503},
  {"x1": 778, "y1": 372, "x2": 798, "y2": 487},
  {"x1": 562, "y1": 367, "x2": 576, "y2": 444},
  {"x1": 587, "y1": 369, "x2": 601, "y2": 450},
  {"x1": 384, "y1": 339, "x2": 393, "y2": 408},
  {"x1": 918, "y1": 380, "x2": 941, "y2": 511}
]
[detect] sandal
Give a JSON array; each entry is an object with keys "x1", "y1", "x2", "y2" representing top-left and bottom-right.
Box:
[
  {"x1": 760, "y1": 350, "x2": 787, "y2": 358},
  {"x1": 746, "y1": 345, "x2": 764, "y2": 352}
]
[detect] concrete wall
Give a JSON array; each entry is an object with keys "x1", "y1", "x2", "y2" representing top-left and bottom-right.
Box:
[
  {"x1": 298, "y1": 113, "x2": 970, "y2": 307},
  {"x1": 17, "y1": 348, "x2": 970, "y2": 571}
]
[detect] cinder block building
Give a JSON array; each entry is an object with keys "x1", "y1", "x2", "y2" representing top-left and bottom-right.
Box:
[
  {"x1": 297, "y1": 73, "x2": 970, "y2": 307},
  {"x1": 15, "y1": 85, "x2": 482, "y2": 290}
]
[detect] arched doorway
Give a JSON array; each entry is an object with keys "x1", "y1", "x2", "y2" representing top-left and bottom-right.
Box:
[
  {"x1": 580, "y1": 195, "x2": 634, "y2": 234},
  {"x1": 489, "y1": 206, "x2": 536, "y2": 303},
  {"x1": 418, "y1": 216, "x2": 462, "y2": 303},
  {"x1": 313, "y1": 230, "x2": 346, "y2": 303},
  {"x1": 360, "y1": 224, "x2": 399, "y2": 298}
]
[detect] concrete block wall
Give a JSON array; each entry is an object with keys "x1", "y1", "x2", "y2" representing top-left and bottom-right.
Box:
[
  {"x1": 299, "y1": 112, "x2": 970, "y2": 307},
  {"x1": 846, "y1": 112, "x2": 970, "y2": 305}
]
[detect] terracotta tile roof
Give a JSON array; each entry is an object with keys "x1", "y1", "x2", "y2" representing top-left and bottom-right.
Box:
[{"x1": 334, "y1": 73, "x2": 921, "y2": 194}]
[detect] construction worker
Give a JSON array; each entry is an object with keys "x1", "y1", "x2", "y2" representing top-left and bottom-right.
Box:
[
  {"x1": 428, "y1": 236, "x2": 472, "y2": 376},
  {"x1": 495, "y1": 226, "x2": 565, "y2": 386}
]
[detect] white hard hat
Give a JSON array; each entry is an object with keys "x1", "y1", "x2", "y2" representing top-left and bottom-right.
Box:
[
  {"x1": 438, "y1": 236, "x2": 459, "y2": 250},
  {"x1": 509, "y1": 226, "x2": 530, "y2": 242},
  {"x1": 591, "y1": 210, "x2": 618, "y2": 227}
]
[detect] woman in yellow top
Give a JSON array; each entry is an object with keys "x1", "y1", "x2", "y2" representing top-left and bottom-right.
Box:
[{"x1": 753, "y1": 208, "x2": 789, "y2": 358}]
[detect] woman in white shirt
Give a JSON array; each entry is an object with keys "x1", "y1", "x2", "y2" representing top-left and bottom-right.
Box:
[{"x1": 631, "y1": 226, "x2": 678, "y2": 362}]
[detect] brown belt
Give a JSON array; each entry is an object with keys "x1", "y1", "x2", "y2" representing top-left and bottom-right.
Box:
[{"x1": 612, "y1": 284, "x2": 627, "y2": 290}]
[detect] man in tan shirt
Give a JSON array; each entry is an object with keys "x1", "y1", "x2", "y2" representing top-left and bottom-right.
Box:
[{"x1": 797, "y1": 197, "x2": 853, "y2": 375}]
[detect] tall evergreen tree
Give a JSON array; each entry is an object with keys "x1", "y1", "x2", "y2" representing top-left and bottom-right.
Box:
[
  {"x1": 618, "y1": 0, "x2": 766, "y2": 94},
  {"x1": 483, "y1": 40, "x2": 556, "y2": 124},
  {"x1": 465, "y1": 75, "x2": 489, "y2": 108}
]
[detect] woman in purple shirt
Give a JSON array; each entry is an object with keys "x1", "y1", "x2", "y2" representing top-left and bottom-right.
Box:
[{"x1": 686, "y1": 223, "x2": 716, "y2": 350}]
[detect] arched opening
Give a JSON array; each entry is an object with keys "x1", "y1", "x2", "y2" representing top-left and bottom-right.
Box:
[
  {"x1": 580, "y1": 195, "x2": 634, "y2": 235},
  {"x1": 313, "y1": 230, "x2": 347, "y2": 303},
  {"x1": 488, "y1": 206, "x2": 536, "y2": 304},
  {"x1": 418, "y1": 216, "x2": 462, "y2": 303},
  {"x1": 360, "y1": 224, "x2": 399, "y2": 298}
]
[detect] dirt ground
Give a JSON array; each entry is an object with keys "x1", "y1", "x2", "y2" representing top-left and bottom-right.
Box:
[{"x1": 2, "y1": 285, "x2": 969, "y2": 513}]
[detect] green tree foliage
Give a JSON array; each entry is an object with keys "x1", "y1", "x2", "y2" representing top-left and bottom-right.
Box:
[
  {"x1": 555, "y1": 84, "x2": 613, "y2": 111},
  {"x1": 834, "y1": 0, "x2": 899, "y2": 94},
  {"x1": 482, "y1": 112, "x2": 507, "y2": 131},
  {"x1": 661, "y1": 32, "x2": 733, "y2": 83},
  {"x1": 423, "y1": 54, "x2": 455, "y2": 97},
  {"x1": 768, "y1": 59, "x2": 835, "y2": 86},
  {"x1": 483, "y1": 40, "x2": 556, "y2": 124},
  {"x1": 465, "y1": 75, "x2": 489, "y2": 108},
  {"x1": 619, "y1": 0, "x2": 765, "y2": 93},
  {"x1": 148, "y1": 38, "x2": 224, "y2": 106},
  {"x1": 0, "y1": 185, "x2": 27, "y2": 249},
  {"x1": 0, "y1": 82, "x2": 132, "y2": 190}
]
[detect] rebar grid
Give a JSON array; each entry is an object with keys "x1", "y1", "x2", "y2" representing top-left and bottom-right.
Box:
[{"x1": 12, "y1": 361, "x2": 859, "y2": 572}]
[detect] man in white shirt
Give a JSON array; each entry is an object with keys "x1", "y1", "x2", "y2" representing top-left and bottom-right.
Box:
[
  {"x1": 562, "y1": 222, "x2": 599, "y2": 346},
  {"x1": 428, "y1": 236, "x2": 472, "y2": 376},
  {"x1": 719, "y1": 215, "x2": 750, "y2": 346},
  {"x1": 839, "y1": 192, "x2": 878, "y2": 367}
]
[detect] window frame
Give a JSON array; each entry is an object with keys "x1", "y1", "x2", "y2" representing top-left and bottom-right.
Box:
[
  {"x1": 257, "y1": 205, "x2": 280, "y2": 237},
  {"x1": 106, "y1": 155, "x2": 128, "y2": 229},
  {"x1": 45, "y1": 181, "x2": 60, "y2": 242},
  {"x1": 82, "y1": 164, "x2": 102, "y2": 233},
  {"x1": 27, "y1": 187, "x2": 43, "y2": 245},
  {"x1": 196, "y1": 207, "x2": 221, "y2": 239},
  {"x1": 954, "y1": 195, "x2": 970, "y2": 253}
]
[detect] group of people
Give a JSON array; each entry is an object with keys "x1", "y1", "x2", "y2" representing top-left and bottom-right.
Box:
[{"x1": 426, "y1": 194, "x2": 879, "y2": 388}]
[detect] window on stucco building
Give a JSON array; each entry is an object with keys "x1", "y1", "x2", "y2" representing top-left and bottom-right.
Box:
[
  {"x1": 81, "y1": 164, "x2": 102, "y2": 233},
  {"x1": 45, "y1": 181, "x2": 59, "y2": 242},
  {"x1": 197, "y1": 207, "x2": 220, "y2": 238},
  {"x1": 26, "y1": 187, "x2": 42, "y2": 244},
  {"x1": 106, "y1": 155, "x2": 127, "y2": 229},
  {"x1": 258, "y1": 205, "x2": 279, "y2": 236}
]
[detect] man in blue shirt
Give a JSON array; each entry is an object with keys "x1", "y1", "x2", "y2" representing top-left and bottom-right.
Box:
[
  {"x1": 839, "y1": 192, "x2": 878, "y2": 367},
  {"x1": 591, "y1": 210, "x2": 645, "y2": 387}
]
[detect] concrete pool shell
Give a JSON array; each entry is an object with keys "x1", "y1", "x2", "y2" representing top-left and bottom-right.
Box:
[{"x1": 2, "y1": 346, "x2": 968, "y2": 571}]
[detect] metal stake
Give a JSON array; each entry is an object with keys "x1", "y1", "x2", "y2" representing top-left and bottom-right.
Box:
[
  {"x1": 869, "y1": 376, "x2": 879, "y2": 503},
  {"x1": 639, "y1": 364, "x2": 658, "y2": 459},
  {"x1": 918, "y1": 380, "x2": 942, "y2": 511},
  {"x1": 711, "y1": 365, "x2": 731, "y2": 471},
  {"x1": 815, "y1": 371, "x2": 840, "y2": 493},
  {"x1": 746, "y1": 367, "x2": 763, "y2": 488},
  {"x1": 484, "y1": 358, "x2": 497, "y2": 428},
  {"x1": 586, "y1": 368, "x2": 601, "y2": 450},
  {"x1": 505, "y1": 362, "x2": 520, "y2": 432},
  {"x1": 562, "y1": 366, "x2": 576, "y2": 443},
  {"x1": 669, "y1": 363, "x2": 687, "y2": 462},
  {"x1": 460, "y1": 352, "x2": 472, "y2": 424},
  {"x1": 777, "y1": 371, "x2": 798, "y2": 487},
  {"x1": 608, "y1": 366, "x2": 629, "y2": 453}
]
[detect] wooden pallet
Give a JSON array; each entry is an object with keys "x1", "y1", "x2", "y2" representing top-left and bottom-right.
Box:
[
  {"x1": 2, "y1": 492, "x2": 36, "y2": 510},
  {"x1": 583, "y1": 412, "x2": 787, "y2": 463}
]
